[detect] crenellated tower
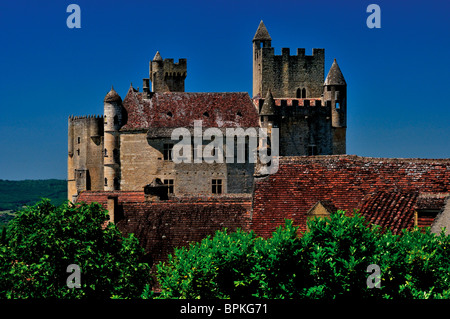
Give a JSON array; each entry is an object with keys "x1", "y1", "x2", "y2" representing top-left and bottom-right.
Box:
[
  {"x1": 252, "y1": 20, "x2": 325, "y2": 99},
  {"x1": 67, "y1": 115, "x2": 104, "y2": 202},
  {"x1": 149, "y1": 51, "x2": 187, "y2": 93},
  {"x1": 252, "y1": 20, "x2": 347, "y2": 156}
]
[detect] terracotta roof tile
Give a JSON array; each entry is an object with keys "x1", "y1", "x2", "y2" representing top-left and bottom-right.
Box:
[
  {"x1": 121, "y1": 89, "x2": 259, "y2": 131},
  {"x1": 251, "y1": 155, "x2": 450, "y2": 237}
]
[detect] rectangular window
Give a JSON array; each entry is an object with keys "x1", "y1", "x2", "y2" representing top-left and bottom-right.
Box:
[
  {"x1": 307, "y1": 145, "x2": 318, "y2": 156},
  {"x1": 77, "y1": 137, "x2": 81, "y2": 144},
  {"x1": 163, "y1": 179, "x2": 174, "y2": 194},
  {"x1": 212, "y1": 179, "x2": 223, "y2": 194},
  {"x1": 163, "y1": 143, "x2": 173, "y2": 161}
]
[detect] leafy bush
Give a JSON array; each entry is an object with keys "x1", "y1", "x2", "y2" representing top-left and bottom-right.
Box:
[
  {"x1": 0, "y1": 199, "x2": 152, "y2": 299},
  {"x1": 154, "y1": 211, "x2": 450, "y2": 299}
]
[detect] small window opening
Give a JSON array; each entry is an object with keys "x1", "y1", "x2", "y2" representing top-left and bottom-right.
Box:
[
  {"x1": 167, "y1": 111, "x2": 173, "y2": 117},
  {"x1": 307, "y1": 145, "x2": 318, "y2": 156},
  {"x1": 163, "y1": 179, "x2": 174, "y2": 194},
  {"x1": 163, "y1": 143, "x2": 173, "y2": 161},
  {"x1": 203, "y1": 111, "x2": 209, "y2": 117},
  {"x1": 104, "y1": 178, "x2": 108, "y2": 186},
  {"x1": 212, "y1": 179, "x2": 223, "y2": 194},
  {"x1": 77, "y1": 137, "x2": 81, "y2": 144}
]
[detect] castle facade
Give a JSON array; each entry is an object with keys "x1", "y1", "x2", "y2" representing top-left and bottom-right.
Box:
[
  {"x1": 68, "y1": 21, "x2": 347, "y2": 202},
  {"x1": 68, "y1": 21, "x2": 450, "y2": 264}
]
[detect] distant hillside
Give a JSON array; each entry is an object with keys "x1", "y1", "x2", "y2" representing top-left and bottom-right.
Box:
[{"x1": 0, "y1": 179, "x2": 67, "y2": 212}]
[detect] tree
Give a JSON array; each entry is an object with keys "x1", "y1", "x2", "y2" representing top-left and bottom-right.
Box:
[
  {"x1": 0, "y1": 199, "x2": 152, "y2": 298},
  {"x1": 154, "y1": 211, "x2": 450, "y2": 299}
]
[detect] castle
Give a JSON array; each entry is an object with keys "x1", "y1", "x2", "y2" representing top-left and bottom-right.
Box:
[
  {"x1": 69, "y1": 21, "x2": 450, "y2": 263},
  {"x1": 68, "y1": 21, "x2": 347, "y2": 202}
]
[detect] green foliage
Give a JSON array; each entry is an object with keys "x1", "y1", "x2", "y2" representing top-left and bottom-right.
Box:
[
  {"x1": 155, "y1": 211, "x2": 450, "y2": 299},
  {"x1": 0, "y1": 179, "x2": 67, "y2": 212},
  {"x1": 0, "y1": 199, "x2": 152, "y2": 299}
]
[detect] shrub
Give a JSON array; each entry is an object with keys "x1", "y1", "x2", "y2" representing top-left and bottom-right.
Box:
[{"x1": 0, "y1": 199, "x2": 152, "y2": 299}]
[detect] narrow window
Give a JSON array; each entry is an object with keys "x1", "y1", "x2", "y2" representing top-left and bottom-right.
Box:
[
  {"x1": 77, "y1": 137, "x2": 81, "y2": 144},
  {"x1": 302, "y1": 88, "x2": 306, "y2": 98},
  {"x1": 77, "y1": 149, "x2": 80, "y2": 156},
  {"x1": 212, "y1": 179, "x2": 223, "y2": 194},
  {"x1": 163, "y1": 179, "x2": 174, "y2": 194},
  {"x1": 307, "y1": 145, "x2": 318, "y2": 156},
  {"x1": 104, "y1": 178, "x2": 108, "y2": 187},
  {"x1": 296, "y1": 88, "x2": 301, "y2": 98},
  {"x1": 163, "y1": 143, "x2": 173, "y2": 161},
  {"x1": 104, "y1": 148, "x2": 108, "y2": 157},
  {"x1": 336, "y1": 102, "x2": 340, "y2": 109}
]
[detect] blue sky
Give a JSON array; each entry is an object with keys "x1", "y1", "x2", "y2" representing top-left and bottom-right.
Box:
[{"x1": 0, "y1": 0, "x2": 449, "y2": 180}]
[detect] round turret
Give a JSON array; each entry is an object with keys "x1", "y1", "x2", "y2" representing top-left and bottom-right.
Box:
[{"x1": 104, "y1": 86, "x2": 122, "y2": 103}]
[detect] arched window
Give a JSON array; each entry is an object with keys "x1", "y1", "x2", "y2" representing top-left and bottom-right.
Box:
[
  {"x1": 296, "y1": 88, "x2": 301, "y2": 98},
  {"x1": 104, "y1": 178, "x2": 108, "y2": 186},
  {"x1": 104, "y1": 148, "x2": 108, "y2": 157},
  {"x1": 302, "y1": 88, "x2": 306, "y2": 98}
]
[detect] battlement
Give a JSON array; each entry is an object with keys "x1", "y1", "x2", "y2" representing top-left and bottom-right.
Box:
[
  {"x1": 254, "y1": 97, "x2": 326, "y2": 113},
  {"x1": 273, "y1": 47, "x2": 324, "y2": 58},
  {"x1": 69, "y1": 115, "x2": 104, "y2": 121},
  {"x1": 150, "y1": 53, "x2": 187, "y2": 92},
  {"x1": 161, "y1": 58, "x2": 187, "y2": 77}
]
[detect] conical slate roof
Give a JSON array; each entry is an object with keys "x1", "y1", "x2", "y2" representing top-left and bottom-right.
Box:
[
  {"x1": 104, "y1": 86, "x2": 122, "y2": 103},
  {"x1": 324, "y1": 59, "x2": 346, "y2": 86},
  {"x1": 253, "y1": 20, "x2": 272, "y2": 41},
  {"x1": 260, "y1": 90, "x2": 275, "y2": 115},
  {"x1": 153, "y1": 51, "x2": 163, "y2": 61}
]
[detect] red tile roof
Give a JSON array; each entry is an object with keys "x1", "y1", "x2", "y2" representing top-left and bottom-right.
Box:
[
  {"x1": 121, "y1": 88, "x2": 259, "y2": 131},
  {"x1": 358, "y1": 191, "x2": 417, "y2": 235},
  {"x1": 251, "y1": 155, "x2": 450, "y2": 237},
  {"x1": 77, "y1": 191, "x2": 253, "y2": 263}
]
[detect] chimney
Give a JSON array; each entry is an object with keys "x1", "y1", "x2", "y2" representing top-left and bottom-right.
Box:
[
  {"x1": 144, "y1": 178, "x2": 169, "y2": 201},
  {"x1": 107, "y1": 195, "x2": 118, "y2": 224}
]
